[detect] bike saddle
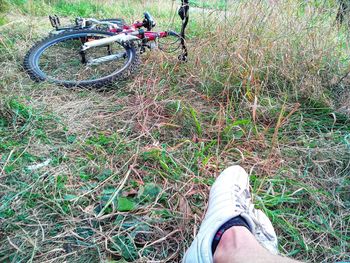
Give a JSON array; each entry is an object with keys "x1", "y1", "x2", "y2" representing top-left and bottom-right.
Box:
[{"x1": 143, "y1": 12, "x2": 156, "y2": 31}]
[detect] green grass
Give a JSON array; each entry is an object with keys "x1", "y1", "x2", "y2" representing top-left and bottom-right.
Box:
[
  {"x1": 191, "y1": 0, "x2": 228, "y2": 10},
  {"x1": 0, "y1": 0, "x2": 350, "y2": 262}
]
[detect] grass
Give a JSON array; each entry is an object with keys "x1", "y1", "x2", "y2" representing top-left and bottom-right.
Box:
[
  {"x1": 191, "y1": 0, "x2": 228, "y2": 10},
  {"x1": 0, "y1": 0, "x2": 350, "y2": 262}
]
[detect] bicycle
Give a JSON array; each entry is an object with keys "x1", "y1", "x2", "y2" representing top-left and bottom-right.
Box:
[{"x1": 23, "y1": 0, "x2": 189, "y2": 88}]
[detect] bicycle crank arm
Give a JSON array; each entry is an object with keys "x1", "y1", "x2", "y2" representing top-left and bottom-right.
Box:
[
  {"x1": 81, "y1": 34, "x2": 139, "y2": 51},
  {"x1": 87, "y1": 52, "x2": 126, "y2": 66}
]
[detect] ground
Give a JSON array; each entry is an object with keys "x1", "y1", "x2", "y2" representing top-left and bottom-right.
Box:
[{"x1": 0, "y1": 0, "x2": 349, "y2": 262}]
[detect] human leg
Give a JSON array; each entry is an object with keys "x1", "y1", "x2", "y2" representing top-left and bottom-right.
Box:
[
  {"x1": 183, "y1": 166, "x2": 301, "y2": 263},
  {"x1": 213, "y1": 226, "x2": 301, "y2": 263}
]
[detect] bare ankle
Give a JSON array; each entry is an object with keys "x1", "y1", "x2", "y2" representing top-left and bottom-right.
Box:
[
  {"x1": 213, "y1": 226, "x2": 302, "y2": 263},
  {"x1": 213, "y1": 226, "x2": 252, "y2": 263}
]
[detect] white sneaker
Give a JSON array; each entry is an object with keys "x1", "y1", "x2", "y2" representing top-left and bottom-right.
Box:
[{"x1": 183, "y1": 165, "x2": 278, "y2": 263}]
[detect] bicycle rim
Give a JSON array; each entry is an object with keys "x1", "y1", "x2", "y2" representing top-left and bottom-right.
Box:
[{"x1": 32, "y1": 32, "x2": 133, "y2": 85}]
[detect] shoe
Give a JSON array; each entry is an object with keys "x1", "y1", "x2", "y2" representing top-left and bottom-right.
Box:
[{"x1": 183, "y1": 165, "x2": 278, "y2": 263}]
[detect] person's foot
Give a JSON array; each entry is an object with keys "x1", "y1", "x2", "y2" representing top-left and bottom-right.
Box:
[{"x1": 183, "y1": 165, "x2": 278, "y2": 263}]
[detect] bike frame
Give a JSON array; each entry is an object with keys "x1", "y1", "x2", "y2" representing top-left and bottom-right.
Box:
[
  {"x1": 49, "y1": 2, "x2": 189, "y2": 60},
  {"x1": 110, "y1": 21, "x2": 170, "y2": 41},
  {"x1": 81, "y1": 18, "x2": 178, "y2": 51}
]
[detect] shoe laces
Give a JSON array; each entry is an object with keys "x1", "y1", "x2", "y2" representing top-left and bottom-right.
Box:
[{"x1": 232, "y1": 185, "x2": 275, "y2": 241}]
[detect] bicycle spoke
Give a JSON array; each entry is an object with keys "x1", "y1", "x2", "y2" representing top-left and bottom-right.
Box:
[{"x1": 38, "y1": 35, "x2": 129, "y2": 82}]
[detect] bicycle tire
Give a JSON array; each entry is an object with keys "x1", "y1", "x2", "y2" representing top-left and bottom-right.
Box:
[
  {"x1": 52, "y1": 18, "x2": 126, "y2": 34},
  {"x1": 100, "y1": 18, "x2": 126, "y2": 27},
  {"x1": 93, "y1": 18, "x2": 126, "y2": 32},
  {"x1": 24, "y1": 30, "x2": 140, "y2": 88}
]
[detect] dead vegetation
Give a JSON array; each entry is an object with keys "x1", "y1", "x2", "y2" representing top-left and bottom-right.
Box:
[{"x1": 0, "y1": 0, "x2": 349, "y2": 262}]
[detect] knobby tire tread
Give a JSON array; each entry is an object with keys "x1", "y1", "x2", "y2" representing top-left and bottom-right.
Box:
[{"x1": 23, "y1": 29, "x2": 140, "y2": 88}]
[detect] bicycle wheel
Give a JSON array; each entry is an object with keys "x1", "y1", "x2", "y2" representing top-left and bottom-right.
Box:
[
  {"x1": 96, "y1": 18, "x2": 126, "y2": 30},
  {"x1": 24, "y1": 30, "x2": 140, "y2": 88},
  {"x1": 52, "y1": 18, "x2": 126, "y2": 34}
]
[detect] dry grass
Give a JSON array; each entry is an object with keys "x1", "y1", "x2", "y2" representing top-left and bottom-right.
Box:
[{"x1": 0, "y1": 0, "x2": 349, "y2": 262}]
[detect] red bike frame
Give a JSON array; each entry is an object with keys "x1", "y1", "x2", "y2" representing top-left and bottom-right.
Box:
[{"x1": 109, "y1": 21, "x2": 169, "y2": 41}]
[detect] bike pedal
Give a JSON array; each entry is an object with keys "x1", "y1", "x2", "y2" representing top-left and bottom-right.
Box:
[
  {"x1": 178, "y1": 54, "x2": 187, "y2": 62},
  {"x1": 139, "y1": 46, "x2": 146, "y2": 54},
  {"x1": 49, "y1": 15, "x2": 61, "y2": 29}
]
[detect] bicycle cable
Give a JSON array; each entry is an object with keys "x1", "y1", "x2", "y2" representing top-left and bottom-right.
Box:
[
  {"x1": 158, "y1": 0, "x2": 189, "y2": 59},
  {"x1": 158, "y1": 0, "x2": 181, "y2": 54}
]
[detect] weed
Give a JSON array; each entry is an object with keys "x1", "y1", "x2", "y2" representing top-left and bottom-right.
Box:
[
  {"x1": 53, "y1": 0, "x2": 100, "y2": 17},
  {"x1": 191, "y1": 0, "x2": 228, "y2": 10},
  {"x1": 0, "y1": 0, "x2": 349, "y2": 262}
]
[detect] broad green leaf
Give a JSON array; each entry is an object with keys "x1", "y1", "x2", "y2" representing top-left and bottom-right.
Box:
[
  {"x1": 117, "y1": 197, "x2": 135, "y2": 212},
  {"x1": 63, "y1": 194, "x2": 77, "y2": 201}
]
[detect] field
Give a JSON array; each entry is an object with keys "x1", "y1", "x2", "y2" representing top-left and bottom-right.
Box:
[{"x1": 0, "y1": 0, "x2": 349, "y2": 262}]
